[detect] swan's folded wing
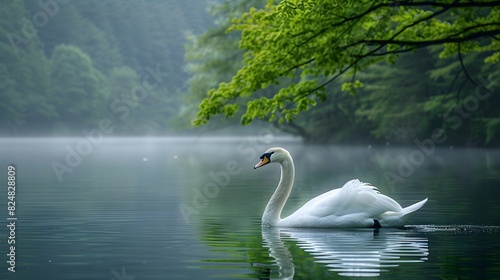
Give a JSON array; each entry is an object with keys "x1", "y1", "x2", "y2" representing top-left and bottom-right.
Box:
[
  {"x1": 337, "y1": 179, "x2": 403, "y2": 215},
  {"x1": 292, "y1": 179, "x2": 403, "y2": 219}
]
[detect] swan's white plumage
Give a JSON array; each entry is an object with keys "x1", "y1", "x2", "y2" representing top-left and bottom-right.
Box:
[{"x1": 255, "y1": 147, "x2": 428, "y2": 228}]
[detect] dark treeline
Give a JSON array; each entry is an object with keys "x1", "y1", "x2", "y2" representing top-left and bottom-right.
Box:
[{"x1": 0, "y1": 0, "x2": 211, "y2": 136}]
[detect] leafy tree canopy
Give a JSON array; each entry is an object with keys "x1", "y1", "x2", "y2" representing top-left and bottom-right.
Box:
[{"x1": 194, "y1": 0, "x2": 500, "y2": 126}]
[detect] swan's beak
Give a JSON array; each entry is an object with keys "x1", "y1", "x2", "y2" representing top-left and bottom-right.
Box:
[{"x1": 254, "y1": 156, "x2": 270, "y2": 169}]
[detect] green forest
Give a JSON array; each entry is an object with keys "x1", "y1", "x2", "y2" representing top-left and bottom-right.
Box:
[
  {"x1": 0, "y1": 0, "x2": 211, "y2": 136},
  {"x1": 1, "y1": 0, "x2": 500, "y2": 146}
]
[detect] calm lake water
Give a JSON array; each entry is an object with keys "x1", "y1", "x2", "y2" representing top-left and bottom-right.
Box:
[{"x1": 1, "y1": 137, "x2": 500, "y2": 279}]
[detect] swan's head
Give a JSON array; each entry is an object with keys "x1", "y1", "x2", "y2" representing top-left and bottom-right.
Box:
[{"x1": 254, "y1": 147, "x2": 290, "y2": 169}]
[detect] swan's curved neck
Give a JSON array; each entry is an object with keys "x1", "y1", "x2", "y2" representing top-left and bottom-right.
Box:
[{"x1": 262, "y1": 154, "x2": 295, "y2": 226}]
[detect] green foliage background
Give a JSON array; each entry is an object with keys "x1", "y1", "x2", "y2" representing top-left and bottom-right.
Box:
[
  {"x1": 2, "y1": 0, "x2": 500, "y2": 146},
  {"x1": 0, "y1": 0, "x2": 211, "y2": 135},
  {"x1": 188, "y1": 0, "x2": 500, "y2": 145}
]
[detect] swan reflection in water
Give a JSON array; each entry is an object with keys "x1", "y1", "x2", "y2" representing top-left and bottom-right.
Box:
[{"x1": 260, "y1": 227, "x2": 429, "y2": 278}]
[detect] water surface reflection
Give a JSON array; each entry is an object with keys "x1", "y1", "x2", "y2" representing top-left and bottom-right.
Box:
[{"x1": 261, "y1": 227, "x2": 428, "y2": 278}]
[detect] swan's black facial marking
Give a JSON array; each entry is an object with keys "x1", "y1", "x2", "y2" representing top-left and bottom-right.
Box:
[
  {"x1": 373, "y1": 219, "x2": 382, "y2": 229},
  {"x1": 260, "y1": 151, "x2": 274, "y2": 160},
  {"x1": 254, "y1": 151, "x2": 274, "y2": 169}
]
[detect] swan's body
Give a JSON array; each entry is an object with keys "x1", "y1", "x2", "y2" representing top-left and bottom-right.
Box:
[{"x1": 254, "y1": 147, "x2": 428, "y2": 228}]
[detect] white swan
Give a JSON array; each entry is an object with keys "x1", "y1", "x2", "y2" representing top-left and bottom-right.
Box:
[{"x1": 254, "y1": 147, "x2": 428, "y2": 228}]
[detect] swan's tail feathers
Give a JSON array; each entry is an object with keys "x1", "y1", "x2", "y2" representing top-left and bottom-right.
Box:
[
  {"x1": 379, "y1": 198, "x2": 428, "y2": 227},
  {"x1": 401, "y1": 197, "x2": 428, "y2": 216}
]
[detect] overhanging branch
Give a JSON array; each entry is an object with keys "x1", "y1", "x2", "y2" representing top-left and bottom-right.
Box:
[{"x1": 359, "y1": 30, "x2": 500, "y2": 47}]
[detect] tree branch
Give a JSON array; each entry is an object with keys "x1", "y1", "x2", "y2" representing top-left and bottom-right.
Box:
[
  {"x1": 393, "y1": 0, "x2": 500, "y2": 8},
  {"x1": 457, "y1": 43, "x2": 475, "y2": 88},
  {"x1": 446, "y1": 69, "x2": 463, "y2": 97},
  {"x1": 456, "y1": 77, "x2": 468, "y2": 104},
  {"x1": 323, "y1": 0, "x2": 500, "y2": 31},
  {"x1": 291, "y1": 54, "x2": 366, "y2": 103},
  {"x1": 339, "y1": 3, "x2": 453, "y2": 52},
  {"x1": 443, "y1": 23, "x2": 500, "y2": 40},
  {"x1": 279, "y1": 58, "x2": 315, "y2": 76},
  {"x1": 355, "y1": 29, "x2": 500, "y2": 48},
  {"x1": 457, "y1": 42, "x2": 490, "y2": 96}
]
